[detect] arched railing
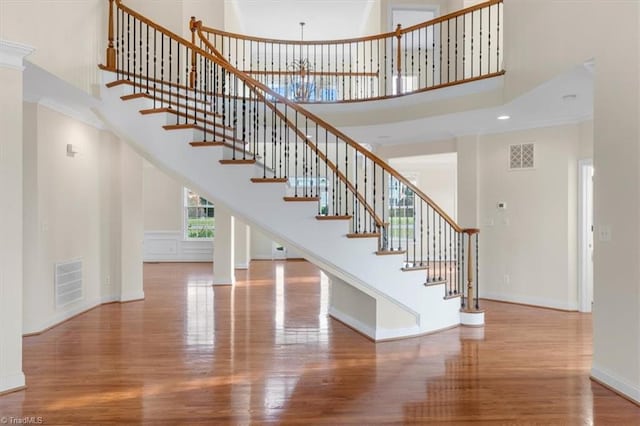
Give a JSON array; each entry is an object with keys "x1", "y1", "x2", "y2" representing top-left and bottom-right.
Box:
[
  {"x1": 196, "y1": 0, "x2": 503, "y2": 102},
  {"x1": 102, "y1": 0, "x2": 481, "y2": 312}
]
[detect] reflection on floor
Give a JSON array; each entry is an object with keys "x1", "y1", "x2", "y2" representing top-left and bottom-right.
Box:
[{"x1": 1, "y1": 260, "x2": 639, "y2": 424}]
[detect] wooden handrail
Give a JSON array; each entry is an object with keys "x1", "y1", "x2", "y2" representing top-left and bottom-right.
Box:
[
  {"x1": 199, "y1": 0, "x2": 502, "y2": 45},
  {"x1": 193, "y1": 20, "x2": 462, "y2": 232},
  {"x1": 195, "y1": 22, "x2": 383, "y2": 228},
  {"x1": 111, "y1": 0, "x2": 464, "y2": 232}
]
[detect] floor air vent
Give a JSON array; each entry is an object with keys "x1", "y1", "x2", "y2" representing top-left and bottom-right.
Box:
[{"x1": 55, "y1": 259, "x2": 83, "y2": 308}]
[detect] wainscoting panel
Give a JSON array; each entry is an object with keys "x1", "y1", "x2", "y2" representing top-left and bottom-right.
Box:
[{"x1": 144, "y1": 231, "x2": 213, "y2": 262}]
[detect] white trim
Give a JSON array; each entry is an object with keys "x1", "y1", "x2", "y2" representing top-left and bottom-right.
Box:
[
  {"x1": 38, "y1": 98, "x2": 105, "y2": 130},
  {"x1": 481, "y1": 291, "x2": 578, "y2": 311},
  {"x1": 144, "y1": 231, "x2": 213, "y2": 262},
  {"x1": 578, "y1": 159, "x2": 594, "y2": 312},
  {"x1": 120, "y1": 291, "x2": 145, "y2": 303},
  {"x1": 460, "y1": 310, "x2": 485, "y2": 326},
  {"x1": 235, "y1": 262, "x2": 249, "y2": 270},
  {"x1": 23, "y1": 297, "x2": 102, "y2": 335},
  {"x1": 0, "y1": 372, "x2": 26, "y2": 394},
  {"x1": 328, "y1": 306, "x2": 376, "y2": 340},
  {"x1": 212, "y1": 276, "x2": 235, "y2": 286},
  {"x1": 0, "y1": 39, "x2": 34, "y2": 70},
  {"x1": 591, "y1": 363, "x2": 640, "y2": 404}
]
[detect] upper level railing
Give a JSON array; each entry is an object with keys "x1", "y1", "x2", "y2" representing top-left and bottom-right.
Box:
[
  {"x1": 197, "y1": 0, "x2": 503, "y2": 102},
  {"x1": 103, "y1": 0, "x2": 482, "y2": 312}
]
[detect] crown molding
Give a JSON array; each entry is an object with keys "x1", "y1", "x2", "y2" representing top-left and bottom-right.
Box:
[{"x1": 0, "y1": 39, "x2": 34, "y2": 71}]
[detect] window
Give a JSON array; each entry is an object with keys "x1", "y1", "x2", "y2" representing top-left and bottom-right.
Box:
[
  {"x1": 184, "y1": 188, "x2": 215, "y2": 239},
  {"x1": 389, "y1": 175, "x2": 418, "y2": 240}
]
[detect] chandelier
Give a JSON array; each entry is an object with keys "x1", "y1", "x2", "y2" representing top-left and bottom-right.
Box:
[{"x1": 289, "y1": 22, "x2": 314, "y2": 102}]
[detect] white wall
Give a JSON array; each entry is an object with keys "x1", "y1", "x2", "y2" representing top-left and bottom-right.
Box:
[
  {"x1": 0, "y1": 0, "x2": 105, "y2": 94},
  {"x1": 0, "y1": 45, "x2": 29, "y2": 393},
  {"x1": 389, "y1": 153, "x2": 458, "y2": 221},
  {"x1": 476, "y1": 124, "x2": 588, "y2": 311},
  {"x1": 22, "y1": 103, "x2": 144, "y2": 334}
]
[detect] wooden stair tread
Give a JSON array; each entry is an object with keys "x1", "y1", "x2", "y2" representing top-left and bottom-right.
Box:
[
  {"x1": 251, "y1": 178, "x2": 288, "y2": 183},
  {"x1": 375, "y1": 250, "x2": 406, "y2": 256},
  {"x1": 401, "y1": 265, "x2": 431, "y2": 272},
  {"x1": 424, "y1": 279, "x2": 448, "y2": 287},
  {"x1": 140, "y1": 107, "x2": 227, "y2": 126},
  {"x1": 316, "y1": 215, "x2": 352, "y2": 221},
  {"x1": 283, "y1": 196, "x2": 320, "y2": 202},
  {"x1": 346, "y1": 232, "x2": 380, "y2": 239},
  {"x1": 219, "y1": 159, "x2": 256, "y2": 165},
  {"x1": 190, "y1": 141, "x2": 225, "y2": 147}
]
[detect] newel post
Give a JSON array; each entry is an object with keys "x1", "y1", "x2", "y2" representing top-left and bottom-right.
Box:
[
  {"x1": 189, "y1": 16, "x2": 198, "y2": 89},
  {"x1": 395, "y1": 24, "x2": 402, "y2": 94},
  {"x1": 105, "y1": 0, "x2": 117, "y2": 70},
  {"x1": 463, "y1": 228, "x2": 480, "y2": 312}
]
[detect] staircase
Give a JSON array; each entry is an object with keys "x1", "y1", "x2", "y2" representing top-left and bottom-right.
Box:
[{"x1": 97, "y1": 0, "x2": 483, "y2": 340}]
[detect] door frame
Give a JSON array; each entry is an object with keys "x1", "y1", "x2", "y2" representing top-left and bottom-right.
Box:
[{"x1": 578, "y1": 159, "x2": 594, "y2": 313}]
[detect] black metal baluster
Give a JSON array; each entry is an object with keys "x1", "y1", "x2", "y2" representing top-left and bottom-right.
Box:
[
  {"x1": 488, "y1": 5, "x2": 491, "y2": 73},
  {"x1": 447, "y1": 19, "x2": 450, "y2": 84},
  {"x1": 463, "y1": 14, "x2": 466, "y2": 78},
  {"x1": 497, "y1": 3, "x2": 501, "y2": 72},
  {"x1": 426, "y1": 205, "x2": 430, "y2": 281},
  {"x1": 127, "y1": 15, "x2": 131, "y2": 82},
  {"x1": 471, "y1": 10, "x2": 474, "y2": 77},
  {"x1": 480, "y1": 8, "x2": 483, "y2": 76},
  {"x1": 145, "y1": 23, "x2": 149, "y2": 94}
]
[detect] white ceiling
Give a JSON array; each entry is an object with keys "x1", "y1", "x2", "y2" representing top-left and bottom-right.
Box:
[
  {"x1": 335, "y1": 64, "x2": 594, "y2": 146},
  {"x1": 226, "y1": 0, "x2": 378, "y2": 40}
]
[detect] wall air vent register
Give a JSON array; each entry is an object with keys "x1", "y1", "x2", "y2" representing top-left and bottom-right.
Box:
[{"x1": 509, "y1": 143, "x2": 535, "y2": 170}]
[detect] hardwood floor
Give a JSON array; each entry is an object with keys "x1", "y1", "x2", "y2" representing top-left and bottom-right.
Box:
[{"x1": 1, "y1": 260, "x2": 639, "y2": 425}]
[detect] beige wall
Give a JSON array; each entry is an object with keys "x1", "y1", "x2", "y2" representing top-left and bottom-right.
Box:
[
  {"x1": 0, "y1": 64, "x2": 26, "y2": 392},
  {"x1": 143, "y1": 160, "x2": 183, "y2": 231},
  {"x1": 22, "y1": 103, "x2": 143, "y2": 334},
  {"x1": 590, "y1": 0, "x2": 640, "y2": 400},
  {"x1": 0, "y1": 0, "x2": 105, "y2": 94},
  {"x1": 476, "y1": 123, "x2": 587, "y2": 310}
]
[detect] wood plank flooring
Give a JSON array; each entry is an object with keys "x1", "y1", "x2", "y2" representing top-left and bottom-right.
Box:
[{"x1": 0, "y1": 260, "x2": 639, "y2": 424}]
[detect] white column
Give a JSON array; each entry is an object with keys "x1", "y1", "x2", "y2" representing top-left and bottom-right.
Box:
[
  {"x1": 0, "y1": 40, "x2": 33, "y2": 394},
  {"x1": 119, "y1": 142, "x2": 144, "y2": 301},
  {"x1": 456, "y1": 135, "x2": 479, "y2": 229},
  {"x1": 234, "y1": 218, "x2": 250, "y2": 270},
  {"x1": 213, "y1": 205, "x2": 235, "y2": 285}
]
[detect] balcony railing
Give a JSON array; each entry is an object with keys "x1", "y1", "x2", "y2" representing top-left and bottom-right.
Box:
[{"x1": 196, "y1": 0, "x2": 503, "y2": 103}]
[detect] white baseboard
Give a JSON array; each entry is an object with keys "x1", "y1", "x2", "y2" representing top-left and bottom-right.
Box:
[
  {"x1": 235, "y1": 262, "x2": 249, "y2": 270},
  {"x1": 0, "y1": 372, "x2": 25, "y2": 394},
  {"x1": 212, "y1": 276, "x2": 235, "y2": 286},
  {"x1": 481, "y1": 291, "x2": 578, "y2": 311},
  {"x1": 120, "y1": 291, "x2": 145, "y2": 302},
  {"x1": 23, "y1": 297, "x2": 102, "y2": 335},
  {"x1": 591, "y1": 363, "x2": 640, "y2": 404},
  {"x1": 328, "y1": 306, "x2": 375, "y2": 340}
]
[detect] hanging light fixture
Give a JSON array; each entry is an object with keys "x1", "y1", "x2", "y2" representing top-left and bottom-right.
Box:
[{"x1": 288, "y1": 22, "x2": 314, "y2": 102}]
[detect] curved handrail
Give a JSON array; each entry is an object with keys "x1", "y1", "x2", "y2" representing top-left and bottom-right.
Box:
[
  {"x1": 197, "y1": 0, "x2": 504, "y2": 102},
  {"x1": 192, "y1": 23, "x2": 461, "y2": 233},
  {"x1": 105, "y1": 0, "x2": 482, "y2": 308},
  {"x1": 200, "y1": 0, "x2": 501, "y2": 46},
  {"x1": 196, "y1": 27, "x2": 460, "y2": 233}
]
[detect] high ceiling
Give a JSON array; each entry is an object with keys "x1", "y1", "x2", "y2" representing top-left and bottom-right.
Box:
[{"x1": 226, "y1": 0, "x2": 378, "y2": 40}]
